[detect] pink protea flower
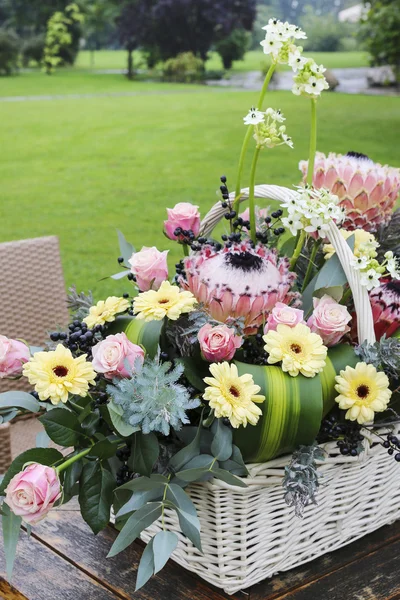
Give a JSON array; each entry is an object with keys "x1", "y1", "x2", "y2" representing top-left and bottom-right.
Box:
[
  {"x1": 299, "y1": 151, "x2": 400, "y2": 233},
  {"x1": 369, "y1": 279, "x2": 400, "y2": 340},
  {"x1": 180, "y1": 240, "x2": 299, "y2": 334}
]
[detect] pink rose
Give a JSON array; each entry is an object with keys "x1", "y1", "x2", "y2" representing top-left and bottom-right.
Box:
[
  {"x1": 128, "y1": 246, "x2": 169, "y2": 292},
  {"x1": 5, "y1": 463, "x2": 62, "y2": 525},
  {"x1": 92, "y1": 332, "x2": 144, "y2": 379},
  {"x1": 307, "y1": 295, "x2": 351, "y2": 347},
  {"x1": 264, "y1": 303, "x2": 304, "y2": 334},
  {"x1": 0, "y1": 335, "x2": 30, "y2": 378},
  {"x1": 198, "y1": 323, "x2": 242, "y2": 362},
  {"x1": 164, "y1": 202, "x2": 201, "y2": 240}
]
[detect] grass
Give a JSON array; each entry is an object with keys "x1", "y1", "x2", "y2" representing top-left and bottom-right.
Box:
[
  {"x1": 75, "y1": 49, "x2": 370, "y2": 73},
  {"x1": 0, "y1": 69, "x2": 399, "y2": 300}
]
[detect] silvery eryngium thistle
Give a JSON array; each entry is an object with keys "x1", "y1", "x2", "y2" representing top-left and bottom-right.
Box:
[{"x1": 299, "y1": 151, "x2": 400, "y2": 233}]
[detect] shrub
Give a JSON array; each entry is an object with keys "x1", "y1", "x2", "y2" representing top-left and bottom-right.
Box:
[
  {"x1": 163, "y1": 52, "x2": 204, "y2": 82},
  {"x1": 215, "y1": 28, "x2": 250, "y2": 70},
  {"x1": 22, "y1": 35, "x2": 45, "y2": 67},
  {"x1": 300, "y1": 9, "x2": 358, "y2": 53},
  {"x1": 0, "y1": 29, "x2": 19, "y2": 75}
]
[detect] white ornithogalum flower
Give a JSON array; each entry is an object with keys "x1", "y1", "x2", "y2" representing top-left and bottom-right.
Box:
[
  {"x1": 251, "y1": 108, "x2": 294, "y2": 150},
  {"x1": 281, "y1": 133, "x2": 294, "y2": 148},
  {"x1": 384, "y1": 251, "x2": 400, "y2": 279},
  {"x1": 243, "y1": 107, "x2": 265, "y2": 125},
  {"x1": 350, "y1": 255, "x2": 370, "y2": 271},
  {"x1": 288, "y1": 46, "x2": 307, "y2": 72},
  {"x1": 280, "y1": 186, "x2": 343, "y2": 239},
  {"x1": 360, "y1": 268, "x2": 381, "y2": 291},
  {"x1": 292, "y1": 58, "x2": 329, "y2": 98},
  {"x1": 265, "y1": 107, "x2": 285, "y2": 122},
  {"x1": 260, "y1": 18, "x2": 307, "y2": 65}
]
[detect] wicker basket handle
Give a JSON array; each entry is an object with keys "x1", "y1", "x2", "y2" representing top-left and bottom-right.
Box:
[{"x1": 200, "y1": 184, "x2": 376, "y2": 345}]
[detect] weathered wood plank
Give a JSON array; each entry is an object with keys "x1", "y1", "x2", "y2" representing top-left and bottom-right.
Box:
[
  {"x1": 31, "y1": 504, "x2": 234, "y2": 600},
  {"x1": 250, "y1": 521, "x2": 400, "y2": 600},
  {"x1": 271, "y1": 536, "x2": 400, "y2": 600},
  {"x1": 0, "y1": 525, "x2": 118, "y2": 600}
]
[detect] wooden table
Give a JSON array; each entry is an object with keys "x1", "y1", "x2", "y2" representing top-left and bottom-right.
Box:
[{"x1": 1, "y1": 503, "x2": 399, "y2": 600}]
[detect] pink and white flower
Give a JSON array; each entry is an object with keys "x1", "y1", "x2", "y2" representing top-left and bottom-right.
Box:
[
  {"x1": 198, "y1": 323, "x2": 242, "y2": 362},
  {"x1": 5, "y1": 463, "x2": 62, "y2": 525},
  {"x1": 369, "y1": 279, "x2": 400, "y2": 340},
  {"x1": 307, "y1": 295, "x2": 351, "y2": 347},
  {"x1": 128, "y1": 246, "x2": 168, "y2": 292},
  {"x1": 264, "y1": 303, "x2": 304, "y2": 334},
  {"x1": 92, "y1": 332, "x2": 144, "y2": 379},
  {"x1": 181, "y1": 239, "x2": 299, "y2": 334},
  {"x1": 164, "y1": 202, "x2": 201, "y2": 241},
  {"x1": 299, "y1": 152, "x2": 400, "y2": 232},
  {"x1": 0, "y1": 335, "x2": 30, "y2": 378}
]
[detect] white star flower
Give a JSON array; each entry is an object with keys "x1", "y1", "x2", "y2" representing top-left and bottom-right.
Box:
[
  {"x1": 282, "y1": 215, "x2": 303, "y2": 236},
  {"x1": 260, "y1": 35, "x2": 283, "y2": 56},
  {"x1": 360, "y1": 268, "x2": 381, "y2": 291},
  {"x1": 243, "y1": 107, "x2": 265, "y2": 126},
  {"x1": 288, "y1": 47, "x2": 307, "y2": 72}
]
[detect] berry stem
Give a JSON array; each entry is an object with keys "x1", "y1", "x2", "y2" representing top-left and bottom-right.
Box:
[
  {"x1": 249, "y1": 147, "x2": 261, "y2": 244},
  {"x1": 306, "y1": 98, "x2": 318, "y2": 186},
  {"x1": 233, "y1": 62, "x2": 276, "y2": 215},
  {"x1": 289, "y1": 230, "x2": 306, "y2": 271},
  {"x1": 301, "y1": 239, "x2": 321, "y2": 292},
  {"x1": 182, "y1": 243, "x2": 189, "y2": 257}
]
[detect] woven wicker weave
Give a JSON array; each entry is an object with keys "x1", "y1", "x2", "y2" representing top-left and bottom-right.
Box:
[
  {"x1": 0, "y1": 236, "x2": 69, "y2": 394},
  {"x1": 141, "y1": 184, "x2": 394, "y2": 594},
  {"x1": 142, "y1": 428, "x2": 400, "y2": 594}
]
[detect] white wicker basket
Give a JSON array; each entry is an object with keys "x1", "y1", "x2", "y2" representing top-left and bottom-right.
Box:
[{"x1": 141, "y1": 185, "x2": 395, "y2": 594}]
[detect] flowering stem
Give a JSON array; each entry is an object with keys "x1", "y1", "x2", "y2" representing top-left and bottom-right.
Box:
[
  {"x1": 233, "y1": 63, "x2": 276, "y2": 215},
  {"x1": 182, "y1": 243, "x2": 189, "y2": 257},
  {"x1": 249, "y1": 147, "x2": 261, "y2": 244},
  {"x1": 55, "y1": 447, "x2": 92, "y2": 474},
  {"x1": 306, "y1": 98, "x2": 317, "y2": 186},
  {"x1": 161, "y1": 475, "x2": 171, "y2": 530},
  {"x1": 289, "y1": 230, "x2": 306, "y2": 271},
  {"x1": 301, "y1": 240, "x2": 321, "y2": 292}
]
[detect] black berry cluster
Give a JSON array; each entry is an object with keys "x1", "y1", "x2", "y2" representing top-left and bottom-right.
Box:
[
  {"x1": 382, "y1": 432, "x2": 400, "y2": 462},
  {"x1": 50, "y1": 320, "x2": 102, "y2": 357},
  {"x1": 242, "y1": 333, "x2": 268, "y2": 365},
  {"x1": 116, "y1": 445, "x2": 133, "y2": 486},
  {"x1": 319, "y1": 413, "x2": 363, "y2": 456}
]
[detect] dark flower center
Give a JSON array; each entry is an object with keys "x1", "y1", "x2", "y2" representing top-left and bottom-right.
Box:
[
  {"x1": 356, "y1": 385, "x2": 370, "y2": 399},
  {"x1": 225, "y1": 251, "x2": 263, "y2": 272},
  {"x1": 346, "y1": 151, "x2": 370, "y2": 161},
  {"x1": 158, "y1": 299, "x2": 169, "y2": 305},
  {"x1": 229, "y1": 386, "x2": 240, "y2": 398},
  {"x1": 290, "y1": 344, "x2": 302, "y2": 354},
  {"x1": 53, "y1": 365, "x2": 68, "y2": 378}
]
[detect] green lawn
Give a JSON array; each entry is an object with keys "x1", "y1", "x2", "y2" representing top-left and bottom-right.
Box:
[
  {"x1": 75, "y1": 49, "x2": 370, "y2": 73},
  {"x1": 0, "y1": 70, "x2": 399, "y2": 300}
]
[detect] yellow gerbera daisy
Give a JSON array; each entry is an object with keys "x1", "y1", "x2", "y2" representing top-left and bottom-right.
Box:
[
  {"x1": 83, "y1": 296, "x2": 130, "y2": 329},
  {"x1": 23, "y1": 344, "x2": 96, "y2": 405},
  {"x1": 203, "y1": 362, "x2": 265, "y2": 428},
  {"x1": 133, "y1": 280, "x2": 196, "y2": 322},
  {"x1": 263, "y1": 323, "x2": 327, "y2": 378},
  {"x1": 335, "y1": 362, "x2": 392, "y2": 425},
  {"x1": 323, "y1": 229, "x2": 378, "y2": 261}
]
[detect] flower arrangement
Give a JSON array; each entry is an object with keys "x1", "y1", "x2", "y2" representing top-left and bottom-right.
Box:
[{"x1": 1, "y1": 18, "x2": 400, "y2": 591}]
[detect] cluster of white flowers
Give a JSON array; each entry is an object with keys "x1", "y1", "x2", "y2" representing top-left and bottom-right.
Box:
[
  {"x1": 292, "y1": 58, "x2": 329, "y2": 98},
  {"x1": 243, "y1": 107, "x2": 293, "y2": 150},
  {"x1": 351, "y1": 248, "x2": 400, "y2": 291},
  {"x1": 259, "y1": 18, "x2": 329, "y2": 98},
  {"x1": 260, "y1": 18, "x2": 306, "y2": 65},
  {"x1": 281, "y1": 186, "x2": 344, "y2": 237}
]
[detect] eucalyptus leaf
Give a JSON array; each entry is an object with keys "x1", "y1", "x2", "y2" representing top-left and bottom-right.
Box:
[
  {"x1": 116, "y1": 488, "x2": 164, "y2": 518},
  {"x1": 115, "y1": 475, "x2": 169, "y2": 495},
  {"x1": 169, "y1": 417, "x2": 202, "y2": 472},
  {"x1": 166, "y1": 483, "x2": 202, "y2": 551},
  {"x1": 0, "y1": 448, "x2": 63, "y2": 495},
  {"x1": 78, "y1": 461, "x2": 115, "y2": 534},
  {"x1": 36, "y1": 430, "x2": 51, "y2": 448},
  {"x1": 210, "y1": 467, "x2": 247, "y2": 488},
  {"x1": 129, "y1": 431, "x2": 159, "y2": 477},
  {"x1": 117, "y1": 229, "x2": 135, "y2": 265},
  {"x1": 111, "y1": 271, "x2": 129, "y2": 280},
  {"x1": 135, "y1": 537, "x2": 155, "y2": 591},
  {"x1": 220, "y1": 445, "x2": 248, "y2": 477},
  {"x1": 0, "y1": 391, "x2": 40, "y2": 413},
  {"x1": 313, "y1": 286, "x2": 344, "y2": 302},
  {"x1": 153, "y1": 531, "x2": 178, "y2": 574},
  {"x1": 108, "y1": 502, "x2": 163, "y2": 558},
  {"x1": 176, "y1": 455, "x2": 216, "y2": 482},
  {"x1": 211, "y1": 419, "x2": 233, "y2": 462},
  {"x1": 1, "y1": 502, "x2": 22, "y2": 581},
  {"x1": 108, "y1": 400, "x2": 138, "y2": 437},
  {"x1": 39, "y1": 409, "x2": 84, "y2": 446}
]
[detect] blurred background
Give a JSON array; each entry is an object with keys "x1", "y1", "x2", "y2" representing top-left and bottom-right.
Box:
[{"x1": 0, "y1": 0, "x2": 399, "y2": 298}]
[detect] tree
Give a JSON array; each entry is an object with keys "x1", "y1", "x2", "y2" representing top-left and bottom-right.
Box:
[
  {"x1": 43, "y1": 3, "x2": 84, "y2": 74},
  {"x1": 215, "y1": 28, "x2": 250, "y2": 70},
  {"x1": 0, "y1": 28, "x2": 19, "y2": 75},
  {"x1": 80, "y1": 0, "x2": 118, "y2": 66},
  {"x1": 359, "y1": 0, "x2": 400, "y2": 82},
  {"x1": 116, "y1": 0, "x2": 153, "y2": 79}
]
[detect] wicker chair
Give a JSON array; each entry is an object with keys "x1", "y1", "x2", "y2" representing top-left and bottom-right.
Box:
[{"x1": 0, "y1": 236, "x2": 70, "y2": 470}]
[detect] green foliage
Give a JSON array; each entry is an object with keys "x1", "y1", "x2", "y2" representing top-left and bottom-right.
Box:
[
  {"x1": 66, "y1": 286, "x2": 94, "y2": 320},
  {"x1": 78, "y1": 460, "x2": 115, "y2": 534},
  {"x1": 1, "y1": 503, "x2": 22, "y2": 581},
  {"x1": 43, "y1": 3, "x2": 83, "y2": 74},
  {"x1": 21, "y1": 34, "x2": 45, "y2": 67},
  {"x1": 39, "y1": 407, "x2": 86, "y2": 446},
  {"x1": 129, "y1": 431, "x2": 159, "y2": 477},
  {"x1": 359, "y1": 0, "x2": 400, "y2": 79},
  {"x1": 215, "y1": 28, "x2": 250, "y2": 70},
  {"x1": 283, "y1": 444, "x2": 325, "y2": 517},
  {"x1": 107, "y1": 357, "x2": 200, "y2": 435},
  {"x1": 300, "y1": 7, "x2": 358, "y2": 53},
  {"x1": 163, "y1": 52, "x2": 205, "y2": 83},
  {"x1": 0, "y1": 28, "x2": 19, "y2": 75},
  {"x1": 355, "y1": 337, "x2": 400, "y2": 382}
]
